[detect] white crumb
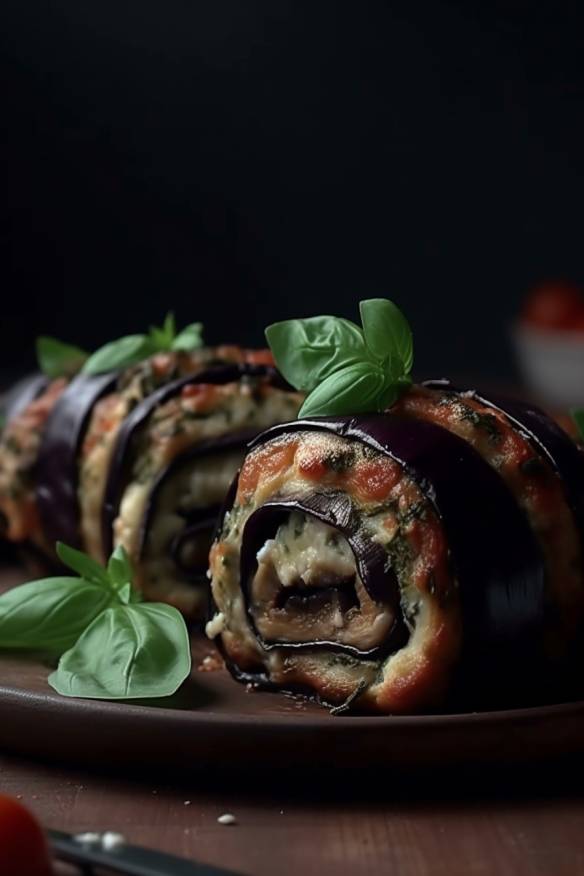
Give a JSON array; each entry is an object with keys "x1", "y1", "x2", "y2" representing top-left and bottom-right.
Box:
[
  {"x1": 74, "y1": 832, "x2": 101, "y2": 845},
  {"x1": 101, "y1": 832, "x2": 126, "y2": 851},
  {"x1": 217, "y1": 813, "x2": 237, "y2": 826}
]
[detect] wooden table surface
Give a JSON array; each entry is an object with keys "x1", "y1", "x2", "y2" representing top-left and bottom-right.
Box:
[{"x1": 1, "y1": 752, "x2": 584, "y2": 875}]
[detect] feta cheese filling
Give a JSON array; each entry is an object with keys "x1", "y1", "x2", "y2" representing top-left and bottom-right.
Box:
[{"x1": 250, "y1": 512, "x2": 395, "y2": 652}]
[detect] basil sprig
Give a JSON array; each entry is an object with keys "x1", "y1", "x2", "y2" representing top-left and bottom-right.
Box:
[
  {"x1": 82, "y1": 313, "x2": 204, "y2": 375},
  {"x1": 0, "y1": 543, "x2": 191, "y2": 700},
  {"x1": 36, "y1": 336, "x2": 89, "y2": 379},
  {"x1": 265, "y1": 298, "x2": 414, "y2": 417}
]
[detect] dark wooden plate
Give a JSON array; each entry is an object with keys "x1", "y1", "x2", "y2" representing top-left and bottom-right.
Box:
[{"x1": 1, "y1": 563, "x2": 584, "y2": 771}]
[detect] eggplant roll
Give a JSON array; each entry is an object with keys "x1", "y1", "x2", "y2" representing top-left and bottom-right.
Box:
[
  {"x1": 0, "y1": 377, "x2": 68, "y2": 549},
  {"x1": 0, "y1": 347, "x2": 302, "y2": 616},
  {"x1": 394, "y1": 381, "x2": 584, "y2": 655},
  {"x1": 206, "y1": 404, "x2": 583, "y2": 713}
]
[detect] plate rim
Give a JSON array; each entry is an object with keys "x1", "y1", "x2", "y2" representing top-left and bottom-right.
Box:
[{"x1": 2, "y1": 679, "x2": 584, "y2": 730}]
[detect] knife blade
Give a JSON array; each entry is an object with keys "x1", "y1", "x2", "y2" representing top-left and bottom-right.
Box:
[{"x1": 48, "y1": 829, "x2": 243, "y2": 876}]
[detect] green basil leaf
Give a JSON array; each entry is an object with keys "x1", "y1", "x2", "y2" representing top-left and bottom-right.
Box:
[
  {"x1": 82, "y1": 335, "x2": 154, "y2": 375},
  {"x1": 148, "y1": 326, "x2": 169, "y2": 351},
  {"x1": 359, "y1": 299, "x2": 413, "y2": 373},
  {"x1": 380, "y1": 372, "x2": 413, "y2": 410},
  {"x1": 171, "y1": 322, "x2": 204, "y2": 352},
  {"x1": 266, "y1": 316, "x2": 368, "y2": 392},
  {"x1": 106, "y1": 544, "x2": 134, "y2": 591},
  {"x1": 117, "y1": 582, "x2": 132, "y2": 605},
  {"x1": 571, "y1": 409, "x2": 584, "y2": 441},
  {"x1": 299, "y1": 361, "x2": 387, "y2": 417},
  {"x1": 0, "y1": 577, "x2": 113, "y2": 653},
  {"x1": 36, "y1": 337, "x2": 88, "y2": 379},
  {"x1": 163, "y1": 311, "x2": 176, "y2": 341},
  {"x1": 149, "y1": 312, "x2": 176, "y2": 351},
  {"x1": 49, "y1": 603, "x2": 192, "y2": 699},
  {"x1": 56, "y1": 542, "x2": 109, "y2": 587},
  {"x1": 359, "y1": 298, "x2": 414, "y2": 374}
]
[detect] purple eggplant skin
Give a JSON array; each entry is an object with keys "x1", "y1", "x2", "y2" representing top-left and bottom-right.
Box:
[
  {"x1": 0, "y1": 373, "x2": 49, "y2": 427},
  {"x1": 423, "y1": 378, "x2": 584, "y2": 541},
  {"x1": 101, "y1": 363, "x2": 287, "y2": 557},
  {"x1": 216, "y1": 415, "x2": 546, "y2": 685},
  {"x1": 35, "y1": 372, "x2": 118, "y2": 548}
]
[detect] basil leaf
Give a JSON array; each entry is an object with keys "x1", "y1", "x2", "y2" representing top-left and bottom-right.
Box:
[
  {"x1": 117, "y1": 582, "x2": 132, "y2": 605},
  {"x1": 163, "y1": 311, "x2": 176, "y2": 342},
  {"x1": 171, "y1": 322, "x2": 204, "y2": 352},
  {"x1": 149, "y1": 312, "x2": 176, "y2": 351},
  {"x1": 359, "y1": 299, "x2": 413, "y2": 373},
  {"x1": 82, "y1": 335, "x2": 154, "y2": 375},
  {"x1": 266, "y1": 316, "x2": 368, "y2": 392},
  {"x1": 0, "y1": 577, "x2": 113, "y2": 653},
  {"x1": 380, "y1": 372, "x2": 413, "y2": 409},
  {"x1": 36, "y1": 337, "x2": 88, "y2": 379},
  {"x1": 148, "y1": 326, "x2": 168, "y2": 351},
  {"x1": 299, "y1": 361, "x2": 387, "y2": 417},
  {"x1": 49, "y1": 603, "x2": 192, "y2": 699},
  {"x1": 56, "y1": 542, "x2": 109, "y2": 587},
  {"x1": 571, "y1": 409, "x2": 584, "y2": 441},
  {"x1": 106, "y1": 544, "x2": 133, "y2": 590}
]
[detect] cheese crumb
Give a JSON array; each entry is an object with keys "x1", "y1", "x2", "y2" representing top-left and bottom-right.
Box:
[
  {"x1": 74, "y1": 832, "x2": 100, "y2": 846},
  {"x1": 205, "y1": 612, "x2": 225, "y2": 638},
  {"x1": 217, "y1": 813, "x2": 237, "y2": 826},
  {"x1": 101, "y1": 832, "x2": 126, "y2": 851}
]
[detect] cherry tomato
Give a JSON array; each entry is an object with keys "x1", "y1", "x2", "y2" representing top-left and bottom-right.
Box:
[
  {"x1": 0, "y1": 794, "x2": 53, "y2": 875},
  {"x1": 521, "y1": 280, "x2": 584, "y2": 330}
]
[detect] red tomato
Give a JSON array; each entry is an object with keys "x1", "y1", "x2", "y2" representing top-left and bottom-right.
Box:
[
  {"x1": 0, "y1": 795, "x2": 53, "y2": 876},
  {"x1": 522, "y1": 280, "x2": 584, "y2": 330}
]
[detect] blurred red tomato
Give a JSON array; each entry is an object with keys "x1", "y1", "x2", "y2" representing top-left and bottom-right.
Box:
[
  {"x1": 522, "y1": 280, "x2": 584, "y2": 330},
  {"x1": 0, "y1": 795, "x2": 52, "y2": 875}
]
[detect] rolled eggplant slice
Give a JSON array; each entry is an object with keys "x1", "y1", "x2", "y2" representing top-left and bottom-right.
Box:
[
  {"x1": 0, "y1": 378, "x2": 68, "y2": 548},
  {"x1": 394, "y1": 382, "x2": 584, "y2": 652},
  {"x1": 0, "y1": 373, "x2": 49, "y2": 428},
  {"x1": 207, "y1": 415, "x2": 546, "y2": 714},
  {"x1": 79, "y1": 347, "x2": 277, "y2": 562},
  {"x1": 103, "y1": 365, "x2": 302, "y2": 615},
  {"x1": 36, "y1": 372, "x2": 118, "y2": 548}
]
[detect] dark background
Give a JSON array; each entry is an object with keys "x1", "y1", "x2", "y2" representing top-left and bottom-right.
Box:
[{"x1": 1, "y1": 1, "x2": 583, "y2": 380}]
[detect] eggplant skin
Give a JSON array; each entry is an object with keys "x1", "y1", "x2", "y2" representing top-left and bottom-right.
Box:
[
  {"x1": 400, "y1": 381, "x2": 584, "y2": 653},
  {"x1": 35, "y1": 373, "x2": 117, "y2": 549},
  {"x1": 208, "y1": 413, "x2": 548, "y2": 714},
  {"x1": 422, "y1": 379, "x2": 584, "y2": 535},
  {"x1": 1, "y1": 373, "x2": 49, "y2": 427}
]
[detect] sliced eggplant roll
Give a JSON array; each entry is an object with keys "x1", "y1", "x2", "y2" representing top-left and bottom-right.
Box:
[
  {"x1": 99, "y1": 363, "x2": 302, "y2": 615},
  {"x1": 76, "y1": 346, "x2": 273, "y2": 560},
  {"x1": 0, "y1": 377, "x2": 68, "y2": 549},
  {"x1": 393, "y1": 382, "x2": 584, "y2": 654},
  {"x1": 207, "y1": 414, "x2": 547, "y2": 714},
  {"x1": 0, "y1": 347, "x2": 299, "y2": 615},
  {"x1": 1, "y1": 373, "x2": 49, "y2": 428}
]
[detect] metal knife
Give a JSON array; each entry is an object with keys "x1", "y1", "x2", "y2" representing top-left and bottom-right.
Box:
[{"x1": 48, "y1": 829, "x2": 242, "y2": 876}]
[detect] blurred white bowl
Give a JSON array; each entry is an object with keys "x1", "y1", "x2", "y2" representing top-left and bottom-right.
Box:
[{"x1": 513, "y1": 324, "x2": 584, "y2": 408}]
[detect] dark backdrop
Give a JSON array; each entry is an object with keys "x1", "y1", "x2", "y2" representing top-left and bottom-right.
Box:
[{"x1": 2, "y1": 1, "x2": 583, "y2": 380}]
